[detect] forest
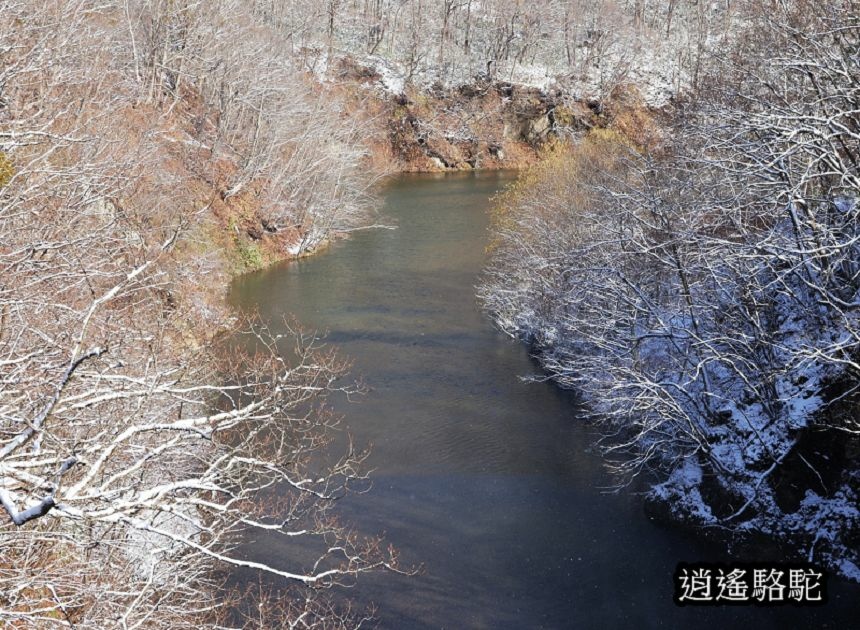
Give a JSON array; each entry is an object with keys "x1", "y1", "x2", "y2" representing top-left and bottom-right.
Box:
[
  {"x1": 481, "y1": 0, "x2": 860, "y2": 583},
  {"x1": 1, "y1": 0, "x2": 858, "y2": 627}
]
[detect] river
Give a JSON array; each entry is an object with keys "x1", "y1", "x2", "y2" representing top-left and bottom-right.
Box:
[{"x1": 228, "y1": 172, "x2": 859, "y2": 629}]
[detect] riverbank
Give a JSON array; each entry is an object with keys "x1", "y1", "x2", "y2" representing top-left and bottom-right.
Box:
[
  {"x1": 477, "y1": 6, "x2": 860, "y2": 582},
  {"x1": 225, "y1": 65, "x2": 662, "y2": 275}
]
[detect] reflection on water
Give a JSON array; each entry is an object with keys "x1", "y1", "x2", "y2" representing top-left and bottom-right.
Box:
[{"x1": 229, "y1": 172, "x2": 860, "y2": 629}]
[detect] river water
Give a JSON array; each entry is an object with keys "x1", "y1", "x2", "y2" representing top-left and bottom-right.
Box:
[{"x1": 229, "y1": 172, "x2": 859, "y2": 629}]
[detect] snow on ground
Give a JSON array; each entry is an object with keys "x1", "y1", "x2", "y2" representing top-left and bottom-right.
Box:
[{"x1": 308, "y1": 27, "x2": 694, "y2": 106}]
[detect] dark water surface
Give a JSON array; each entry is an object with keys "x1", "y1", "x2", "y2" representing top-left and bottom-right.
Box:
[{"x1": 229, "y1": 172, "x2": 859, "y2": 629}]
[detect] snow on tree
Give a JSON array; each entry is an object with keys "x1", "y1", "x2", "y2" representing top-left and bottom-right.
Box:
[{"x1": 480, "y1": 1, "x2": 860, "y2": 581}]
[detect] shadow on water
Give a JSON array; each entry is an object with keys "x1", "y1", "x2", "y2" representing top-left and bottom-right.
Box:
[{"x1": 228, "y1": 171, "x2": 860, "y2": 629}]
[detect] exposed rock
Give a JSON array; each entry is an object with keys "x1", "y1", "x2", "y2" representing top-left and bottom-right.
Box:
[
  {"x1": 85, "y1": 198, "x2": 145, "y2": 247},
  {"x1": 381, "y1": 77, "x2": 601, "y2": 171},
  {"x1": 334, "y1": 56, "x2": 381, "y2": 83},
  {"x1": 520, "y1": 114, "x2": 551, "y2": 142}
]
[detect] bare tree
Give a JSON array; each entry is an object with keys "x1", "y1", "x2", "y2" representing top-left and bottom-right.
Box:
[
  {"x1": 480, "y1": 1, "x2": 860, "y2": 580},
  {"x1": 1, "y1": 1, "x2": 397, "y2": 626}
]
